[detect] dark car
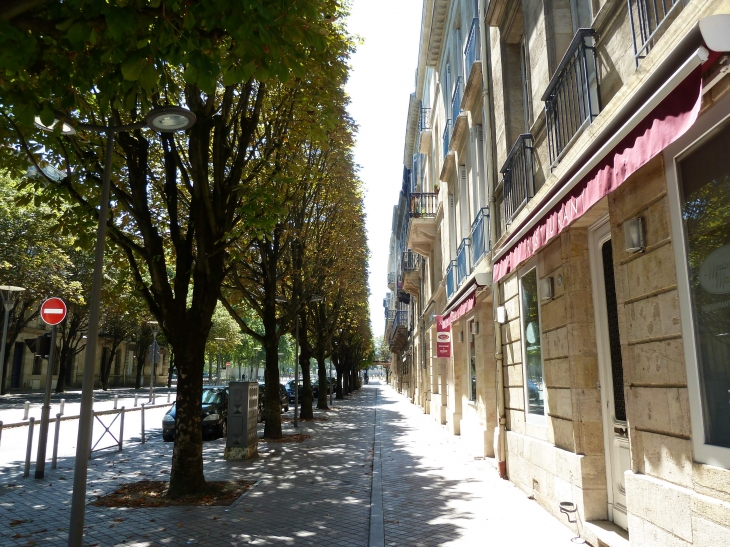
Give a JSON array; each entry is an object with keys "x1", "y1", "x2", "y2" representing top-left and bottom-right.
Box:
[
  {"x1": 285, "y1": 379, "x2": 321, "y2": 402},
  {"x1": 257, "y1": 383, "x2": 290, "y2": 421},
  {"x1": 162, "y1": 386, "x2": 228, "y2": 442}
]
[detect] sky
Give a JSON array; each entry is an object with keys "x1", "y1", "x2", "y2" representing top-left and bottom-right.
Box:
[{"x1": 344, "y1": 0, "x2": 423, "y2": 339}]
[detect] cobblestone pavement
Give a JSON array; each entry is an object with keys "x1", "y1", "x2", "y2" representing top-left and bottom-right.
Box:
[{"x1": 0, "y1": 383, "x2": 581, "y2": 546}]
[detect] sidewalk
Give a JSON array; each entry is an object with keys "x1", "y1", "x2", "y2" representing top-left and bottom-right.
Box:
[{"x1": 0, "y1": 383, "x2": 580, "y2": 546}]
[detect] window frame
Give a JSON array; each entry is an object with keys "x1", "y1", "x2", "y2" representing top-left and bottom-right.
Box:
[
  {"x1": 467, "y1": 318, "x2": 477, "y2": 404},
  {"x1": 518, "y1": 258, "x2": 547, "y2": 426},
  {"x1": 665, "y1": 89, "x2": 730, "y2": 468}
]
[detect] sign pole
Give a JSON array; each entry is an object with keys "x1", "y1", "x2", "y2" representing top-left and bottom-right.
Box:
[{"x1": 34, "y1": 324, "x2": 57, "y2": 479}]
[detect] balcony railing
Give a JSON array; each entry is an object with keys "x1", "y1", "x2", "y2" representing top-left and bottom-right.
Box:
[
  {"x1": 446, "y1": 260, "x2": 457, "y2": 300},
  {"x1": 500, "y1": 134, "x2": 534, "y2": 226},
  {"x1": 442, "y1": 120, "x2": 451, "y2": 159},
  {"x1": 409, "y1": 192, "x2": 438, "y2": 218},
  {"x1": 385, "y1": 309, "x2": 396, "y2": 322},
  {"x1": 457, "y1": 239, "x2": 471, "y2": 286},
  {"x1": 470, "y1": 207, "x2": 490, "y2": 266},
  {"x1": 402, "y1": 250, "x2": 422, "y2": 272},
  {"x1": 451, "y1": 76, "x2": 463, "y2": 128},
  {"x1": 464, "y1": 18, "x2": 481, "y2": 71},
  {"x1": 542, "y1": 29, "x2": 599, "y2": 166},
  {"x1": 419, "y1": 107, "x2": 432, "y2": 131},
  {"x1": 628, "y1": 0, "x2": 682, "y2": 67},
  {"x1": 391, "y1": 310, "x2": 408, "y2": 336},
  {"x1": 387, "y1": 272, "x2": 396, "y2": 286}
]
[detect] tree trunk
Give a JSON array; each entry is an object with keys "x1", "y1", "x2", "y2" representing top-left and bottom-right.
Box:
[
  {"x1": 263, "y1": 335, "x2": 282, "y2": 438},
  {"x1": 299, "y1": 312, "x2": 314, "y2": 419},
  {"x1": 135, "y1": 352, "x2": 145, "y2": 389},
  {"x1": 316, "y1": 350, "x2": 328, "y2": 410},
  {"x1": 168, "y1": 334, "x2": 206, "y2": 498}
]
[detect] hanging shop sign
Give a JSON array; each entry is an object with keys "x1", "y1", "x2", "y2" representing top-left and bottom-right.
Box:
[{"x1": 436, "y1": 315, "x2": 451, "y2": 358}]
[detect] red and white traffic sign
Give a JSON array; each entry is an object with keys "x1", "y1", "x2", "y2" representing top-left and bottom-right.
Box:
[{"x1": 40, "y1": 297, "x2": 67, "y2": 326}]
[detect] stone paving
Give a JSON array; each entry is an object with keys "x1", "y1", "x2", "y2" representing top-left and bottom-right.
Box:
[{"x1": 0, "y1": 383, "x2": 582, "y2": 546}]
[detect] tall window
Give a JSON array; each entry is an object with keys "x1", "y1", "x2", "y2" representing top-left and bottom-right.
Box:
[
  {"x1": 468, "y1": 322, "x2": 477, "y2": 402},
  {"x1": 521, "y1": 268, "x2": 545, "y2": 418},
  {"x1": 678, "y1": 122, "x2": 730, "y2": 448}
]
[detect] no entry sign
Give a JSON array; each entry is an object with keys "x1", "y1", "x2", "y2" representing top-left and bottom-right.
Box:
[{"x1": 40, "y1": 297, "x2": 67, "y2": 326}]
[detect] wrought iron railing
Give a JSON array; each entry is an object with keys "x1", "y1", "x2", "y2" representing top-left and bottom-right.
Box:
[
  {"x1": 451, "y1": 76, "x2": 463, "y2": 128},
  {"x1": 402, "y1": 250, "x2": 422, "y2": 272},
  {"x1": 470, "y1": 207, "x2": 490, "y2": 266},
  {"x1": 391, "y1": 310, "x2": 408, "y2": 339},
  {"x1": 464, "y1": 18, "x2": 481, "y2": 72},
  {"x1": 457, "y1": 239, "x2": 471, "y2": 286},
  {"x1": 442, "y1": 120, "x2": 451, "y2": 159},
  {"x1": 419, "y1": 107, "x2": 432, "y2": 131},
  {"x1": 628, "y1": 0, "x2": 682, "y2": 67},
  {"x1": 387, "y1": 272, "x2": 396, "y2": 286},
  {"x1": 542, "y1": 29, "x2": 599, "y2": 166},
  {"x1": 500, "y1": 134, "x2": 534, "y2": 226},
  {"x1": 385, "y1": 309, "x2": 396, "y2": 322},
  {"x1": 409, "y1": 192, "x2": 438, "y2": 218},
  {"x1": 446, "y1": 260, "x2": 457, "y2": 300}
]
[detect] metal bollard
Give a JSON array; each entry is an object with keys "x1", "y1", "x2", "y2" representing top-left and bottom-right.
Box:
[
  {"x1": 23, "y1": 417, "x2": 35, "y2": 478},
  {"x1": 51, "y1": 414, "x2": 61, "y2": 469},
  {"x1": 140, "y1": 403, "x2": 146, "y2": 444},
  {"x1": 23, "y1": 401, "x2": 30, "y2": 420},
  {"x1": 0, "y1": 421, "x2": 3, "y2": 451},
  {"x1": 59, "y1": 399, "x2": 65, "y2": 416},
  {"x1": 134, "y1": 394, "x2": 138, "y2": 408},
  {"x1": 167, "y1": 390, "x2": 171, "y2": 403},
  {"x1": 114, "y1": 395, "x2": 118, "y2": 409},
  {"x1": 118, "y1": 407, "x2": 125, "y2": 451}
]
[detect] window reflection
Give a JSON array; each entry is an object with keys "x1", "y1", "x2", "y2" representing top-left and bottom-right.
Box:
[{"x1": 521, "y1": 268, "x2": 545, "y2": 416}]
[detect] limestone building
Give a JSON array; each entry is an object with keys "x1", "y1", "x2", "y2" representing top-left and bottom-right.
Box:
[{"x1": 384, "y1": 0, "x2": 730, "y2": 544}]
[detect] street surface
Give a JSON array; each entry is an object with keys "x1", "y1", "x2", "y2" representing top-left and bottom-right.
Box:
[{"x1": 0, "y1": 383, "x2": 578, "y2": 546}]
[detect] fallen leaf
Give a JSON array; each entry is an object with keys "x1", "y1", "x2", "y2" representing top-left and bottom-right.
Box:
[{"x1": 10, "y1": 520, "x2": 27, "y2": 526}]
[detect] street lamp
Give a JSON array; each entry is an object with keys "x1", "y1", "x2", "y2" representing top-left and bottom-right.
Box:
[
  {"x1": 276, "y1": 295, "x2": 323, "y2": 428},
  {"x1": 0, "y1": 285, "x2": 25, "y2": 393},
  {"x1": 214, "y1": 338, "x2": 225, "y2": 383},
  {"x1": 35, "y1": 106, "x2": 198, "y2": 547},
  {"x1": 148, "y1": 321, "x2": 160, "y2": 402}
]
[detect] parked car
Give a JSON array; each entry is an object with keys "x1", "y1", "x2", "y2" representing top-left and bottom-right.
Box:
[
  {"x1": 257, "y1": 383, "x2": 290, "y2": 421},
  {"x1": 286, "y1": 379, "x2": 320, "y2": 402},
  {"x1": 162, "y1": 386, "x2": 228, "y2": 442}
]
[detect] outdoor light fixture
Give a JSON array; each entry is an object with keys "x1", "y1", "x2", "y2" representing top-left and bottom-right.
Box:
[
  {"x1": 33, "y1": 117, "x2": 76, "y2": 135},
  {"x1": 624, "y1": 217, "x2": 645, "y2": 253},
  {"x1": 145, "y1": 106, "x2": 197, "y2": 132},
  {"x1": 458, "y1": 331, "x2": 464, "y2": 343},
  {"x1": 540, "y1": 277, "x2": 554, "y2": 301},
  {"x1": 496, "y1": 306, "x2": 507, "y2": 324},
  {"x1": 469, "y1": 321, "x2": 479, "y2": 335}
]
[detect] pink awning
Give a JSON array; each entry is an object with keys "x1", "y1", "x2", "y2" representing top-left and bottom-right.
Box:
[{"x1": 493, "y1": 66, "x2": 703, "y2": 282}]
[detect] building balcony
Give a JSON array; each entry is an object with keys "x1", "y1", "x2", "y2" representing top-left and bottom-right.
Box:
[
  {"x1": 500, "y1": 134, "x2": 534, "y2": 227},
  {"x1": 470, "y1": 207, "x2": 490, "y2": 267},
  {"x1": 388, "y1": 310, "x2": 409, "y2": 352},
  {"x1": 446, "y1": 260, "x2": 457, "y2": 300},
  {"x1": 461, "y1": 18, "x2": 483, "y2": 111},
  {"x1": 456, "y1": 238, "x2": 471, "y2": 287},
  {"x1": 401, "y1": 250, "x2": 422, "y2": 297},
  {"x1": 387, "y1": 272, "x2": 396, "y2": 290},
  {"x1": 450, "y1": 77, "x2": 468, "y2": 151},
  {"x1": 440, "y1": 121, "x2": 455, "y2": 181},
  {"x1": 628, "y1": 0, "x2": 683, "y2": 67},
  {"x1": 406, "y1": 193, "x2": 439, "y2": 255},
  {"x1": 419, "y1": 107, "x2": 432, "y2": 154},
  {"x1": 543, "y1": 28, "x2": 600, "y2": 167}
]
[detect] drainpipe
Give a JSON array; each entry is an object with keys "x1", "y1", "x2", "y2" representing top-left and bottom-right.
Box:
[{"x1": 494, "y1": 288, "x2": 507, "y2": 479}]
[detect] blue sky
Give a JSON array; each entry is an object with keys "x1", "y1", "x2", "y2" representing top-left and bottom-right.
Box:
[{"x1": 344, "y1": 0, "x2": 423, "y2": 338}]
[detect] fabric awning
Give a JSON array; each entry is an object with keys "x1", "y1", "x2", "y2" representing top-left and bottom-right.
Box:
[{"x1": 493, "y1": 61, "x2": 704, "y2": 282}]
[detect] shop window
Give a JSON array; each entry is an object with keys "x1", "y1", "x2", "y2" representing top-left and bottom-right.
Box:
[
  {"x1": 677, "y1": 121, "x2": 730, "y2": 450},
  {"x1": 520, "y1": 266, "x2": 546, "y2": 421},
  {"x1": 468, "y1": 322, "x2": 477, "y2": 403}
]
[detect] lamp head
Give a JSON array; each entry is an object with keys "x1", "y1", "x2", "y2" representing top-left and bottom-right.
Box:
[
  {"x1": 145, "y1": 106, "x2": 196, "y2": 133},
  {"x1": 34, "y1": 117, "x2": 76, "y2": 135}
]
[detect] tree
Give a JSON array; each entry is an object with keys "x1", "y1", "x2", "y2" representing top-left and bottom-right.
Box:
[{"x1": 0, "y1": 0, "x2": 350, "y2": 497}]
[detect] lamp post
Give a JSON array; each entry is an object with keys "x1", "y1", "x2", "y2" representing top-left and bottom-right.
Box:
[
  {"x1": 0, "y1": 285, "x2": 25, "y2": 393},
  {"x1": 33, "y1": 106, "x2": 197, "y2": 547},
  {"x1": 276, "y1": 295, "x2": 322, "y2": 428},
  {"x1": 214, "y1": 338, "x2": 225, "y2": 383},
  {"x1": 148, "y1": 321, "x2": 160, "y2": 402}
]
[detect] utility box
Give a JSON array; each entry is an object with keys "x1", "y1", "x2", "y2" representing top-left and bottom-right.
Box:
[{"x1": 224, "y1": 381, "x2": 259, "y2": 460}]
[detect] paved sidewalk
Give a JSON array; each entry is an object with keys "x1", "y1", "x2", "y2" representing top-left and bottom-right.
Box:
[{"x1": 0, "y1": 383, "x2": 581, "y2": 546}]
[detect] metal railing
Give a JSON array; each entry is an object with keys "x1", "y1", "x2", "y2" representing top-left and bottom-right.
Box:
[
  {"x1": 391, "y1": 310, "x2": 408, "y2": 338},
  {"x1": 500, "y1": 134, "x2": 534, "y2": 226},
  {"x1": 457, "y1": 239, "x2": 471, "y2": 286},
  {"x1": 464, "y1": 18, "x2": 481, "y2": 72},
  {"x1": 628, "y1": 0, "x2": 683, "y2": 67},
  {"x1": 446, "y1": 260, "x2": 458, "y2": 300},
  {"x1": 409, "y1": 192, "x2": 438, "y2": 218},
  {"x1": 542, "y1": 29, "x2": 599, "y2": 166},
  {"x1": 470, "y1": 207, "x2": 490, "y2": 266},
  {"x1": 443, "y1": 120, "x2": 451, "y2": 159},
  {"x1": 451, "y1": 76, "x2": 463, "y2": 128},
  {"x1": 402, "y1": 250, "x2": 422, "y2": 272},
  {"x1": 419, "y1": 107, "x2": 432, "y2": 131},
  {"x1": 387, "y1": 272, "x2": 396, "y2": 286},
  {"x1": 385, "y1": 309, "x2": 396, "y2": 322}
]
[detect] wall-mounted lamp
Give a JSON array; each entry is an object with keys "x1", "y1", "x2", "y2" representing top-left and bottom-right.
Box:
[
  {"x1": 458, "y1": 331, "x2": 464, "y2": 343},
  {"x1": 497, "y1": 306, "x2": 507, "y2": 324},
  {"x1": 469, "y1": 321, "x2": 479, "y2": 335},
  {"x1": 540, "y1": 277, "x2": 554, "y2": 301},
  {"x1": 624, "y1": 217, "x2": 644, "y2": 253}
]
